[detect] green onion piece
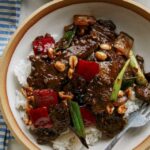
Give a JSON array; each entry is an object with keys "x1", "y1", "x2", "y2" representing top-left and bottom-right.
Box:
[
  {"x1": 129, "y1": 50, "x2": 148, "y2": 85},
  {"x1": 63, "y1": 27, "x2": 76, "y2": 49},
  {"x1": 69, "y1": 101, "x2": 88, "y2": 148},
  {"x1": 111, "y1": 59, "x2": 130, "y2": 101},
  {"x1": 69, "y1": 101, "x2": 85, "y2": 137}
]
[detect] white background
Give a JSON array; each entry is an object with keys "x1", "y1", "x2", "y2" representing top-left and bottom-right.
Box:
[{"x1": 8, "y1": 0, "x2": 150, "y2": 149}]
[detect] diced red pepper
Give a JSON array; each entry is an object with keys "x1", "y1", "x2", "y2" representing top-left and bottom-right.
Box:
[
  {"x1": 76, "y1": 59, "x2": 99, "y2": 81},
  {"x1": 33, "y1": 89, "x2": 58, "y2": 108},
  {"x1": 32, "y1": 33, "x2": 55, "y2": 55},
  {"x1": 29, "y1": 107, "x2": 52, "y2": 128},
  {"x1": 80, "y1": 107, "x2": 96, "y2": 126}
]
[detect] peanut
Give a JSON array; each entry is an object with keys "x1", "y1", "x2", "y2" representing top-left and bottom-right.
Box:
[
  {"x1": 69, "y1": 56, "x2": 78, "y2": 69},
  {"x1": 48, "y1": 48, "x2": 55, "y2": 59},
  {"x1": 23, "y1": 118, "x2": 32, "y2": 126},
  {"x1": 68, "y1": 68, "x2": 74, "y2": 79},
  {"x1": 100, "y1": 43, "x2": 112, "y2": 50},
  {"x1": 54, "y1": 61, "x2": 66, "y2": 72},
  {"x1": 118, "y1": 104, "x2": 127, "y2": 114},
  {"x1": 118, "y1": 90, "x2": 124, "y2": 98},
  {"x1": 59, "y1": 91, "x2": 74, "y2": 100},
  {"x1": 125, "y1": 87, "x2": 134, "y2": 100},
  {"x1": 95, "y1": 51, "x2": 107, "y2": 61}
]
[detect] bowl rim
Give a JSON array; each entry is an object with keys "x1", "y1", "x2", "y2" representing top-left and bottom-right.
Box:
[{"x1": 0, "y1": 0, "x2": 150, "y2": 149}]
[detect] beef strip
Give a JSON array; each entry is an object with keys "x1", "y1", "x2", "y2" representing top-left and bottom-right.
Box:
[
  {"x1": 32, "y1": 128, "x2": 59, "y2": 144},
  {"x1": 27, "y1": 55, "x2": 68, "y2": 91},
  {"x1": 49, "y1": 103, "x2": 70, "y2": 133},
  {"x1": 96, "y1": 111, "x2": 126, "y2": 138},
  {"x1": 56, "y1": 19, "x2": 117, "y2": 60},
  {"x1": 91, "y1": 23, "x2": 116, "y2": 44},
  {"x1": 135, "y1": 84, "x2": 150, "y2": 103},
  {"x1": 98, "y1": 19, "x2": 116, "y2": 31}
]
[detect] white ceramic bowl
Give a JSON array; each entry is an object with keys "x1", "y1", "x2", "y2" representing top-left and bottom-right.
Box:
[{"x1": 0, "y1": 0, "x2": 150, "y2": 150}]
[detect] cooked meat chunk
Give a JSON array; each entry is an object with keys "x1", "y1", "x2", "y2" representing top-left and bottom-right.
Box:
[
  {"x1": 32, "y1": 128, "x2": 59, "y2": 144},
  {"x1": 135, "y1": 84, "x2": 150, "y2": 102},
  {"x1": 114, "y1": 32, "x2": 134, "y2": 57},
  {"x1": 49, "y1": 103, "x2": 70, "y2": 133},
  {"x1": 98, "y1": 19, "x2": 116, "y2": 31},
  {"x1": 91, "y1": 23, "x2": 116, "y2": 44},
  {"x1": 84, "y1": 82, "x2": 112, "y2": 105},
  {"x1": 27, "y1": 56, "x2": 68, "y2": 90},
  {"x1": 96, "y1": 112, "x2": 126, "y2": 138},
  {"x1": 95, "y1": 50, "x2": 125, "y2": 86}
]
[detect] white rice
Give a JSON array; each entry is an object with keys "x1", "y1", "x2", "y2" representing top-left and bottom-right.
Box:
[
  {"x1": 14, "y1": 59, "x2": 31, "y2": 86},
  {"x1": 14, "y1": 59, "x2": 142, "y2": 150},
  {"x1": 52, "y1": 127, "x2": 101, "y2": 150},
  {"x1": 15, "y1": 90, "x2": 26, "y2": 110}
]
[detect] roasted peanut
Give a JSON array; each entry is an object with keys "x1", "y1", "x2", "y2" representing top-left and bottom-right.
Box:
[
  {"x1": 23, "y1": 118, "x2": 32, "y2": 126},
  {"x1": 68, "y1": 68, "x2": 74, "y2": 79},
  {"x1": 125, "y1": 87, "x2": 135, "y2": 100},
  {"x1": 48, "y1": 48, "x2": 55, "y2": 59},
  {"x1": 118, "y1": 90, "x2": 124, "y2": 98},
  {"x1": 21, "y1": 87, "x2": 33, "y2": 97},
  {"x1": 100, "y1": 43, "x2": 112, "y2": 50},
  {"x1": 69, "y1": 56, "x2": 78, "y2": 69},
  {"x1": 106, "y1": 104, "x2": 114, "y2": 115},
  {"x1": 54, "y1": 61, "x2": 66, "y2": 72},
  {"x1": 118, "y1": 104, "x2": 127, "y2": 114},
  {"x1": 95, "y1": 51, "x2": 107, "y2": 61},
  {"x1": 59, "y1": 91, "x2": 74, "y2": 100}
]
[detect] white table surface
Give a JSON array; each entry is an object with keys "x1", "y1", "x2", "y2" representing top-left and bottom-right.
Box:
[{"x1": 7, "y1": 0, "x2": 150, "y2": 149}]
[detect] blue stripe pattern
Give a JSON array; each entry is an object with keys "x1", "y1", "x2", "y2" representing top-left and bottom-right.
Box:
[
  {"x1": 0, "y1": 0, "x2": 21, "y2": 149},
  {"x1": 0, "y1": 0, "x2": 21, "y2": 55},
  {"x1": 0, "y1": 0, "x2": 21, "y2": 56}
]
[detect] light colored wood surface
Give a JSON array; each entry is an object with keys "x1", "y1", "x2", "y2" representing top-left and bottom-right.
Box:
[
  {"x1": 134, "y1": 135, "x2": 150, "y2": 150},
  {"x1": 0, "y1": 57, "x2": 2, "y2": 66},
  {"x1": 0, "y1": 0, "x2": 149, "y2": 150}
]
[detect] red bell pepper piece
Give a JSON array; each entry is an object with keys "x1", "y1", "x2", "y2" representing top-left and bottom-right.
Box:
[
  {"x1": 80, "y1": 107, "x2": 96, "y2": 126},
  {"x1": 33, "y1": 89, "x2": 58, "y2": 108},
  {"x1": 29, "y1": 107, "x2": 52, "y2": 128},
  {"x1": 76, "y1": 59, "x2": 99, "y2": 81},
  {"x1": 32, "y1": 33, "x2": 55, "y2": 55}
]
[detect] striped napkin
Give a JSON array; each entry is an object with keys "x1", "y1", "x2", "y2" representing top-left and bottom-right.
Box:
[
  {"x1": 0, "y1": 0, "x2": 21, "y2": 56},
  {"x1": 0, "y1": 0, "x2": 21, "y2": 149}
]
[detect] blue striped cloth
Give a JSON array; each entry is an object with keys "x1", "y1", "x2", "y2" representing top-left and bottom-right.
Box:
[
  {"x1": 0, "y1": 0, "x2": 21, "y2": 56},
  {"x1": 0, "y1": 0, "x2": 21, "y2": 149}
]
